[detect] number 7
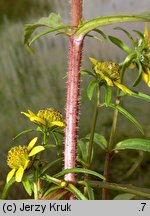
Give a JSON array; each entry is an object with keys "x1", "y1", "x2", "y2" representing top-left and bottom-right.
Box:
[{"x1": 141, "y1": 203, "x2": 146, "y2": 211}]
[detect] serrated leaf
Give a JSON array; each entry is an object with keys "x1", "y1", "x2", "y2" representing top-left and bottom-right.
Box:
[
  {"x1": 109, "y1": 35, "x2": 132, "y2": 53},
  {"x1": 104, "y1": 85, "x2": 112, "y2": 106},
  {"x1": 54, "y1": 168, "x2": 105, "y2": 180},
  {"x1": 113, "y1": 193, "x2": 135, "y2": 200},
  {"x1": 24, "y1": 13, "x2": 69, "y2": 45},
  {"x1": 24, "y1": 13, "x2": 63, "y2": 44},
  {"x1": 115, "y1": 138, "x2": 150, "y2": 152},
  {"x1": 108, "y1": 103, "x2": 144, "y2": 134},
  {"x1": 75, "y1": 13, "x2": 150, "y2": 36},
  {"x1": 86, "y1": 133, "x2": 107, "y2": 150},
  {"x1": 22, "y1": 175, "x2": 32, "y2": 196},
  {"x1": 87, "y1": 79, "x2": 98, "y2": 100}
]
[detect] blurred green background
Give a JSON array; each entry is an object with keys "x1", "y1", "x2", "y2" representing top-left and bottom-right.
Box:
[{"x1": 0, "y1": 0, "x2": 150, "y2": 199}]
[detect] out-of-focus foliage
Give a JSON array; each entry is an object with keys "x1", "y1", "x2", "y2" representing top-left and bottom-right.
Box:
[
  {"x1": 0, "y1": 0, "x2": 52, "y2": 23},
  {"x1": 1, "y1": 0, "x2": 150, "y2": 199}
]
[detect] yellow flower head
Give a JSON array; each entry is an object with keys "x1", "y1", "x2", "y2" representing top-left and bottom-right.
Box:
[
  {"x1": 7, "y1": 137, "x2": 44, "y2": 183},
  {"x1": 140, "y1": 24, "x2": 150, "y2": 86},
  {"x1": 90, "y1": 57, "x2": 132, "y2": 94},
  {"x1": 136, "y1": 24, "x2": 150, "y2": 86},
  {"x1": 21, "y1": 108, "x2": 65, "y2": 129}
]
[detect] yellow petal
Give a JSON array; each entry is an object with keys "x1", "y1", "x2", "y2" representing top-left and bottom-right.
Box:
[
  {"x1": 29, "y1": 146, "x2": 45, "y2": 157},
  {"x1": 7, "y1": 169, "x2": 16, "y2": 183},
  {"x1": 104, "y1": 76, "x2": 113, "y2": 86},
  {"x1": 21, "y1": 110, "x2": 36, "y2": 119},
  {"x1": 30, "y1": 116, "x2": 46, "y2": 126},
  {"x1": 129, "y1": 63, "x2": 136, "y2": 69},
  {"x1": 50, "y1": 121, "x2": 65, "y2": 127},
  {"x1": 16, "y1": 167, "x2": 24, "y2": 182},
  {"x1": 28, "y1": 110, "x2": 36, "y2": 116},
  {"x1": 27, "y1": 137, "x2": 38, "y2": 151},
  {"x1": 144, "y1": 23, "x2": 149, "y2": 45},
  {"x1": 89, "y1": 57, "x2": 98, "y2": 65},
  {"x1": 142, "y1": 71, "x2": 150, "y2": 86},
  {"x1": 114, "y1": 81, "x2": 132, "y2": 95},
  {"x1": 94, "y1": 66, "x2": 114, "y2": 86},
  {"x1": 24, "y1": 160, "x2": 30, "y2": 170},
  {"x1": 21, "y1": 112, "x2": 31, "y2": 118}
]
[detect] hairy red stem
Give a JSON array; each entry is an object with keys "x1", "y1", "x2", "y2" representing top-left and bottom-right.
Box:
[{"x1": 64, "y1": 0, "x2": 83, "y2": 182}]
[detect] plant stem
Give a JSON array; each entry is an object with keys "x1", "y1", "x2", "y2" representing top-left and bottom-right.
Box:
[
  {"x1": 34, "y1": 182, "x2": 38, "y2": 200},
  {"x1": 79, "y1": 180, "x2": 150, "y2": 199},
  {"x1": 102, "y1": 152, "x2": 112, "y2": 199},
  {"x1": 87, "y1": 86, "x2": 100, "y2": 166},
  {"x1": 87, "y1": 106, "x2": 98, "y2": 166},
  {"x1": 1, "y1": 179, "x2": 15, "y2": 199},
  {"x1": 64, "y1": 0, "x2": 83, "y2": 183},
  {"x1": 102, "y1": 64, "x2": 125, "y2": 199},
  {"x1": 102, "y1": 95, "x2": 120, "y2": 199}
]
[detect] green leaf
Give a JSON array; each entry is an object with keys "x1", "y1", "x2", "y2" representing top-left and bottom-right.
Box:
[
  {"x1": 52, "y1": 132, "x2": 63, "y2": 156},
  {"x1": 45, "y1": 144, "x2": 56, "y2": 148},
  {"x1": 133, "y1": 61, "x2": 142, "y2": 87},
  {"x1": 28, "y1": 26, "x2": 70, "y2": 46},
  {"x1": 42, "y1": 175, "x2": 61, "y2": 185},
  {"x1": 81, "y1": 69, "x2": 95, "y2": 77},
  {"x1": 43, "y1": 185, "x2": 62, "y2": 197},
  {"x1": 133, "y1": 29, "x2": 144, "y2": 39},
  {"x1": 121, "y1": 52, "x2": 136, "y2": 67},
  {"x1": 22, "y1": 175, "x2": 32, "y2": 196},
  {"x1": 68, "y1": 183, "x2": 88, "y2": 200},
  {"x1": 92, "y1": 29, "x2": 107, "y2": 40},
  {"x1": 1, "y1": 177, "x2": 15, "y2": 199},
  {"x1": 113, "y1": 193, "x2": 135, "y2": 200},
  {"x1": 77, "y1": 138, "x2": 89, "y2": 164},
  {"x1": 54, "y1": 168, "x2": 105, "y2": 180},
  {"x1": 24, "y1": 13, "x2": 70, "y2": 47},
  {"x1": 114, "y1": 27, "x2": 135, "y2": 46},
  {"x1": 85, "y1": 183, "x2": 95, "y2": 200},
  {"x1": 130, "y1": 91, "x2": 150, "y2": 102},
  {"x1": 41, "y1": 157, "x2": 63, "y2": 174},
  {"x1": 86, "y1": 29, "x2": 107, "y2": 42},
  {"x1": 87, "y1": 79, "x2": 98, "y2": 100},
  {"x1": 86, "y1": 133, "x2": 108, "y2": 150},
  {"x1": 108, "y1": 35, "x2": 132, "y2": 53},
  {"x1": 43, "y1": 187, "x2": 68, "y2": 199},
  {"x1": 75, "y1": 13, "x2": 150, "y2": 36},
  {"x1": 108, "y1": 103, "x2": 144, "y2": 134},
  {"x1": 24, "y1": 13, "x2": 63, "y2": 44},
  {"x1": 115, "y1": 138, "x2": 150, "y2": 152},
  {"x1": 104, "y1": 85, "x2": 112, "y2": 106},
  {"x1": 13, "y1": 129, "x2": 34, "y2": 140},
  {"x1": 86, "y1": 34, "x2": 104, "y2": 43}
]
